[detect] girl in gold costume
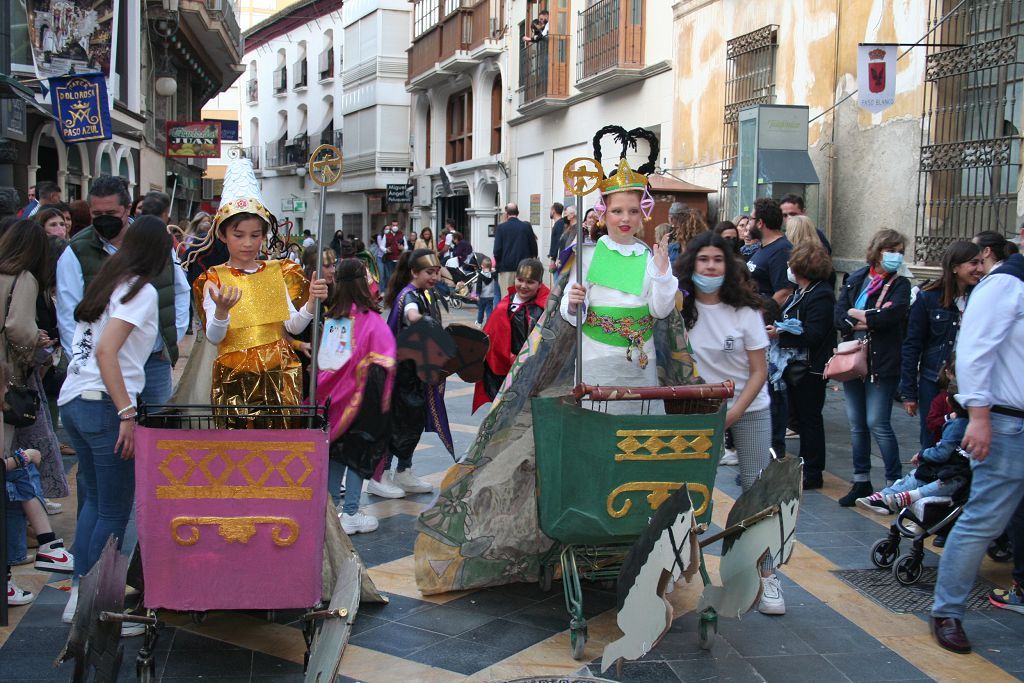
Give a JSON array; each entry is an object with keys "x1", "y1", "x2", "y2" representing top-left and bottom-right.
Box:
[{"x1": 185, "y1": 158, "x2": 328, "y2": 418}]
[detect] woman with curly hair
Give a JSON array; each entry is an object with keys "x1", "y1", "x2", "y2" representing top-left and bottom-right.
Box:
[
  {"x1": 677, "y1": 230, "x2": 783, "y2": 614},
  {"x1": 667, "y1": 204, "x2": 708, "y2": 264}
]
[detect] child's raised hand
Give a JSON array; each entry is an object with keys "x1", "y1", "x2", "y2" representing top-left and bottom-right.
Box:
[
  {"x1": 210, "y1": 285, "x2": 242, "y2": 318},
  {"x1": 652, "y1": 232, "x2": 671, "y2": 274}
]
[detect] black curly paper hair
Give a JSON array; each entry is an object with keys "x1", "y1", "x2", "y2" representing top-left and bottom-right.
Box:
[{"x1": 592, "y1": 125, "x2": 660, "y2": 177}]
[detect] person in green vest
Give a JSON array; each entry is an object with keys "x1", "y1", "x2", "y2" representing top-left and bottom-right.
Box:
[
  {"x1": 56, "y1": 175, "x2": 190, "y2": 408},
  {"x1": 560, "y1": 126, "x2": 676, "y2": 414}
]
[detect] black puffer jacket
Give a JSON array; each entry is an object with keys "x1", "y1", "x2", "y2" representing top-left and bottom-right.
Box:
[{"x1": 834, "y1": 266, "x2": 910, "y2": 380}]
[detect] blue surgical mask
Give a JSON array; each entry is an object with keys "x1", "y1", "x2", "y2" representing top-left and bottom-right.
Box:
[
  {"x1": 881, "y1": 251, "x2": 903, "y2": 273},
  {"x1": 693, "y1": 273, "x2": 725, "y2": 294}
]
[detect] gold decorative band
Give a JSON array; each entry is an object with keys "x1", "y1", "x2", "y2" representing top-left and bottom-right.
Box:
[
  {"x1": 171, "y1": 516, "x2": 299, "y2": 547},
  {"x1": 614, "y1": 429, "x2": 715, "y2": 461},
  {"x1": 413, "y1": 253, "x2": 442, "y2": 270}
]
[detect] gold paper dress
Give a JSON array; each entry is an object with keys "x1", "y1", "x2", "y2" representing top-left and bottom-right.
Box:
[{"x1": 194, "y1": 259, "x2": 310, "y2": 422}]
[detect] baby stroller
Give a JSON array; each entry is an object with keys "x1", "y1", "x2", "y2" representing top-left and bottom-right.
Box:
[{"x1": 869, "y1": 448, "x2": 979, "y2": 585}]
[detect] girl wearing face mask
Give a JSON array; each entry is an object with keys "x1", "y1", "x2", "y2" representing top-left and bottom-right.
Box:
[
  {"x1": 833, "y1": 229, "x2": 911, "y2": 507},
  {"x1": 679, "y1": 231, "x2": 786, "y2": 615},
  {"x1": 713, "y1": 221, "x2": 741, "y2": 257}
]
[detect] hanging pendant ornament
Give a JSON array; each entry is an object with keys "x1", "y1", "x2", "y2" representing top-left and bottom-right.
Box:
[{"x1": 306, "y1": 143, "x2": 344, "y2": 408}]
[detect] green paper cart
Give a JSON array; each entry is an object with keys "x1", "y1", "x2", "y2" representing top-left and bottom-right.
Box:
[{"x1": 532, "y1": 382, "x2": 733, "y2": 659}]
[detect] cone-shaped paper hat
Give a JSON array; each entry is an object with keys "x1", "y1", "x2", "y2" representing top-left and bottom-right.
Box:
[{"x1": 214, "y1": 157, "x2": 275, "y2": 230}]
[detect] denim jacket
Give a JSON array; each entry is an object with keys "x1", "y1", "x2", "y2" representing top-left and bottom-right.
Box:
[{"x1": 898, "y1": 289, "x2": 961, "y2": 401}]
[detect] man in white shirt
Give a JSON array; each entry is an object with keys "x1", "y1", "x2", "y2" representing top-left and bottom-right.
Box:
[
  {"x1": 931, "y1": 251, "x2": 1024, "y2": 655},
  {"x1": 56, "y1": 176, "x2": 190, "y2": 407}
]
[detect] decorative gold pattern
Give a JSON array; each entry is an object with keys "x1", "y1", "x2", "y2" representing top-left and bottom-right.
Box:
[
  {"x1": 600, "y1": 158, "x2": 649, "y2": 194},
  {"x1": 156, "y1": 440, "x2": 316, "y2": 500},
  {"x1": 171, "y1": 516, "x2": 299, "y2": 547},
  {"x1": 607, "y1": 482, "x2": 710, "y2": 518},
  {"x1": 212, "y1": 261, "x2": 291, "y2": 355},
  {"x1": 614, "y1": 429, "x2": 714, "y2": 462}
]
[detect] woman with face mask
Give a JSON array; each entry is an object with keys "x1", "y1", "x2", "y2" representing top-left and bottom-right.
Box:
[
  {"x1": 833, "y1": 229, "x2": 912, "y2": 506},
  {"x1": 677, "y1": 231, "x2": 784, "y2": 614},
  {"x1": 769, "y1": 243, "x2": 836, "y2": 490}
]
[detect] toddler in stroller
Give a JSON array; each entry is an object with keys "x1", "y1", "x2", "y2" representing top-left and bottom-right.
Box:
[{"x1": 859, "y1": 382, "x2": 974, "y2": 585}]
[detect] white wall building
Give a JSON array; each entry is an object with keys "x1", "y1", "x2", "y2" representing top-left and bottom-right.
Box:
[
  {"x1": 339, "y1": 0, "x2": 415, "y2": 239},
  {"x1": 507, "y1": 0, "x2": 675, "y2": 259},
  {"x1": 239, "y1": 0, "x2": 363, "y2": 244},
  {"x1": 406, "y1": 0, "x2": 675, "y2": 259}
]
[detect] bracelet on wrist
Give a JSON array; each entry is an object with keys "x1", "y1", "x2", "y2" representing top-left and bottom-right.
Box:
[
  {"x1": 120, "y1": 412, "x2": 137, "y2": 422},
  {"x1": 117, "y1": 405, "x2": 135, "y2": 417}
]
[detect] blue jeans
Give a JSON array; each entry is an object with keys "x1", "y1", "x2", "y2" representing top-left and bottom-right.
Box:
[
  {"x1": 476, "y1": 297, "x2": 494, "y2": 325},
  {"x1": 140, "y1": 353, "x2": 172, "y2": 408},
  {"x1": 341, "y1": 468, "x2": 364, "y2": 515},
  {"x1": 61, "y1": 396, "x2": 135, "y2": 580},
  {"x1": 916, "y1": 377, "x2": 940, "y2": 451},
  {"x1": 843, "y1": 376, "x2": 902, "y2": 483},
  {"x1": 880, "y1": 469, "x2": 961, "y2": 500},
  {"x1": 933, "y1": 412, "x2": 1024, "y2": 619}
]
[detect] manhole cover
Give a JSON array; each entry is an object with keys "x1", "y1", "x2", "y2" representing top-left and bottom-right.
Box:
[{"x1": 834, "y1": 568, "x2": 996, "y2": 614}]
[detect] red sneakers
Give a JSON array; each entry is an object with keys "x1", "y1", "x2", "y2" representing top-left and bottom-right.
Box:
[{"x1": 34, "y1": 540, "x2": 74, "y2": 574}]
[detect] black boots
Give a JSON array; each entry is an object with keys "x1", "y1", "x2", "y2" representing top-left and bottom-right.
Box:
[{"x1": 838, "y1": 481, "x2": 873, "y2": 507}]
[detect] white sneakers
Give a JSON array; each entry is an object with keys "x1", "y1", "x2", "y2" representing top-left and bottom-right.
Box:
[
  {"x1": 34, "y1": 540, "x2": 74, "y2": 574},
  {"x1": 366, "y1": 469, "x2": 433, "y2": 498},
  {"x1": 393, "y1": 469, "x2": 432, "y2": 494},
  {"x1": 719, "y1": 447, "x2": 739, "y2": 466},
  {"x1": 366, "y1": 472, "x2": 405, "y2": 499},
  {"x1": 340, "y1": 511, "x2": 379, "y2": 535},
  {"x1": 757, "y1": 574, "x2": 786, "y2": 615},
  {"x1": 7, "y1": 579, "x2": 35, "y2": 606},
  {"x1": 62, "y1": 584, "x2": 79, "y2": 623}
]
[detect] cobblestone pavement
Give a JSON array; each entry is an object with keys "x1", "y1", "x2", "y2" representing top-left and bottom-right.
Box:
[{"x1": 2, "y1": 308, "x2": 1022, "y2": 682}]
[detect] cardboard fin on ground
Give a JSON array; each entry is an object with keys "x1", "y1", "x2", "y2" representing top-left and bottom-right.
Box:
[
  {"x1": 305, "y1": 553, "x2": 361, "y2": 683},
  {"x1": 601, "y1": 486, "x2": 699, "y2": 672},
  {"x1": 699, "y1": 456, "x2": 802, "y2": 619},
  {"x1": 56, "y1": 536, "x2": 130, "y2": 682}
]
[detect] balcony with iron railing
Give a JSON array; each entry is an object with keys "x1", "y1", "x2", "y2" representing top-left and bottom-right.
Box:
[
  {"x1": 320, "y1": 128, "x2": 344, "y2": 148},
  {"x1": 407, "y1": 0, "x2": 503, "y2": 91},
  {"x1": 518, "y1": 34, "x2": 569, "y2": 114},
  {"x1": 265, "y1": 135, "x2": 309, "y2": 169},
  {"x1": 242, "y1": 144, "x2": 261, "y2": 169},
  {"x1": 175, "y1": 0, "x2": 244, "y2": 95},
  {"x1": 246, "y1": 78, "x2": 258, "y2": 103},
  {"x1": 575, "y1": 0, "x2": 646, "y2": 92}
]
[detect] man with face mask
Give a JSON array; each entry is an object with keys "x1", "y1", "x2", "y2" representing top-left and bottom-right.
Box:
[{"x1": 56, "y1": 175, "x2": 191, "y2": 406}]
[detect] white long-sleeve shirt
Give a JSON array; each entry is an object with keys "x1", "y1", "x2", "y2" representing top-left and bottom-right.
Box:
[
  {"x1": 203, "y1": 276, "x2": 313, "y2": 344},
  {"x1": 954, "y1": 260, "x2": 1024, "y2": 410},
  {"x1": 559, "y1": 236, "x2": 678, "y2": 413},
  {"x1": 56, "y1": 241, "x2": 190, "y2": 358}
]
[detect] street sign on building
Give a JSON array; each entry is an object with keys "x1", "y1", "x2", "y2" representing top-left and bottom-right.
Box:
[
  {"x1": 857, "y1": 44, "x2": 897, "y2": 113},
  {"x1": 166, "y1": 121, "x2": 221, "y2": 158},
  {"x1": 386, "y1": 183, "x2": 413, "y2": 203}
]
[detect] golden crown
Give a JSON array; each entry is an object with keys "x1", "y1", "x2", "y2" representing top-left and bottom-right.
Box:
[{"x1": 600, "y1": 158, "x2": 651, "y2": 195}]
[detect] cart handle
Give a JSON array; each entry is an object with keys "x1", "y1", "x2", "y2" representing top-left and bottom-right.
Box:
[{"x1": 572, "y1": 380, "x2": 735, "y2": 402}]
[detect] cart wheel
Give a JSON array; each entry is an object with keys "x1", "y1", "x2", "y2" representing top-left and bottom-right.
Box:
[
  {"x1": 698, "y1": 608, "x2": 718, "y2": 650},
  {"x1": 893, "y1": 554, "x2": 923, "y2": 586},
  {"x1": 189, "y1": 611, "x2": 207, "y2": 625},
  {"x1": 570, "y1": 627, "x2": 586, "y2": 660},
  {"x1": 870, "y1": 539, "x2": 899, "y2": 569},
  {"x1": 539, "y1": 565, "x2": 553, "y2": 593}
]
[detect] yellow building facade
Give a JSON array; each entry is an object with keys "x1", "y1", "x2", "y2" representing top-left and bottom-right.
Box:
[{"x1": 671, "y1": 0, "x2": 1022, "y2": 268}]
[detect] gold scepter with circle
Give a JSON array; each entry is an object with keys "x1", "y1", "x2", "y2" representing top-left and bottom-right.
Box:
[
  {"x1": 306, "y1": 144, "x2": 344, "y2": 407},
  {"x1": 562, "y1": 157, "x2": 604, "y2": 389}
]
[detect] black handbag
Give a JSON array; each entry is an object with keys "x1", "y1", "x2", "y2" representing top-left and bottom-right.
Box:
[
  {"x1": 782, "y1": 359, "x2": 810, "y2": 387},
  {"x1": 2, "y1": 274, "x2": 40, "y2": 427}
]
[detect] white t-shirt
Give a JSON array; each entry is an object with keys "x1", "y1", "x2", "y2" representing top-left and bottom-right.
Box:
[
  {"x1": 687, "y1": 301, "x2": 770, "y2": 413},
  {"x1": 58, "y1": 279, "x2": 159, "y2": 407}
]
